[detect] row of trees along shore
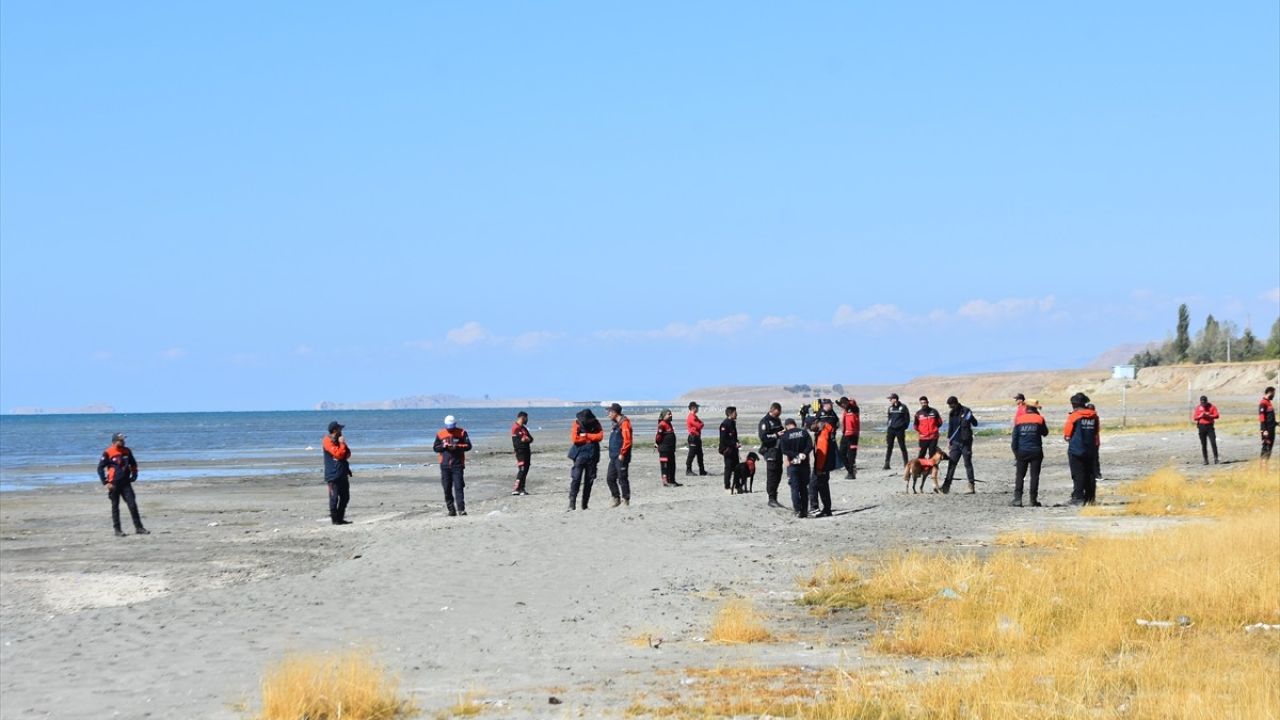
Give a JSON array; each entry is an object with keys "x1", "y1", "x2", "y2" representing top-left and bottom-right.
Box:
[{"x1": 1131, "y1": 304, "x2": 1280, "y2": 368}]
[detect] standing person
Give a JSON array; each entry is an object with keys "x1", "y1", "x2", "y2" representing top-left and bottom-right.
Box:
[
  {"x1": 779, "y1": 418, "x2": 813, "y2": 518},
  {"x1": 323, "y1": 421, "x2": 353, "y2": 524},
  {"x1": 1261, "y1": 386, "x2": 1277, "y2": 466},
  {"x1": 757, "y1": 403, "x2": 786, "y2": 508},
  {"x1": 1192, "y1": 396, "x2": 1220, "y2": 465},
  {"x1": 883, "y1": 394, "x2": 911, "y2": 470},
  {"x1": 605, "y1": 403, "x2": 633, "y2": 507},
  {"x1": 685, "y1": 402, "x2": 708, "y2": 476},
  {"x1": 838, "y1": 397, "x2": 861, "y2": 479},
  {"x1": 1010, "y1": 400, "x2": 1049, "y2": 506},
  {"x1": 511, "y1": 412, "x2": 534, "y2": 495},
  {"x1": 1013, "y1": 393, "x2": 1027, "y2": 423},
  {"x1": 96, "y1": 433, "x2": 149, "y2": 537},
  {"x1": 940, "y1": 396, "x2": 979, "y2": 494},
  {"x1": 655, "y1": 409, "x2": 681, "y2": 487},
  {"x1": 433, "y1": 416, "x2": 472, "y2": 516},
  {"x1": 718, "y1": 406, "x2": 741, "y2": 493},
  {"x1": 1086, "y1": 403, "x2": 1104, "y2": 481},
  {"x1": 809, "y1": 418, "x2": 836, "y2": 517},
  {"x1": 1064, "y1": 393, "x2": 1101, "y2": 506},
  {"x1": 568, "y1": 408, "x2": 604, "y2": 510},
  {"x1": 914, "y1": 396, "x2": 943, "y2": 459}
]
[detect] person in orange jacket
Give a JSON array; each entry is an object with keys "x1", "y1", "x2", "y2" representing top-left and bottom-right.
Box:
[
  {"x1": 96, "y1": 432, "x2": 149, "y2": 537},
  {"x1": 1064, "y1": 394, "x2": 1101, "y2": 505},
  {"x1": 605, "y1": 403, "x2": 633, "y2": 507},
  {"x1": 655, "y1": 409, "x2": 681, "y2": 487},
  {"x1": 1259, "y1": 386, "x2": 1276, "y2": 467},
  {"x1": 837, "y1": 397, "x2": 860, "y2": 479},
  {"x1": 808, "y1": 418, "x2": 836, "y2": 517},
  {"x1": 568, "y1": 408, "x2": 604, "y2": 510},
  {"x1": 323, "y1": 421, "x2": 353, "y2": 524},
  {"x1": 511, "y1": 411, "x2": 534, "y2": 495},
  {"x1": 433, "y1": 415, "x2": 472, "y2": 516},
  {"x1": 685, "y1": 401, "x2": 708, "y2": 476},
  {"x1": 914, "y1": 396, "x2": 943, "y2": 458},
  {"x1": 1192, "y1": 395, "x2": 1220, "y2": 465}
]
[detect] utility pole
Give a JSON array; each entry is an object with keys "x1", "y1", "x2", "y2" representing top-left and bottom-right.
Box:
[
  {"x1": 1122, "y1": 383, "x2": 1128, "y2": 429},
  {"x1": 1227, "y1": 334, "x2": 1231, "y2": 363}
]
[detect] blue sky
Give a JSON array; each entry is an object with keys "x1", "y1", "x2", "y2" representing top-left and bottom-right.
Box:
[{"x1": 2, "y1": 2, "x2": 1277, "y2": 411}]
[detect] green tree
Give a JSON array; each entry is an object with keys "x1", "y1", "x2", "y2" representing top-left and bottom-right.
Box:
[
  {"x1": 1239, "y1": 328, "x2": 1260, "y2": 360},
  {"x1": 1266, "y1": 318, "x2": 1280, "y2": 359},
  {"x1": 1174, "y1": 304, "x2": 1191, "y2": 361}
]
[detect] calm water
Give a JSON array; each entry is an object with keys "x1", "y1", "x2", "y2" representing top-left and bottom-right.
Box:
[{"x1": 0, "y1": 407, "x2": 617, "y2": 491}]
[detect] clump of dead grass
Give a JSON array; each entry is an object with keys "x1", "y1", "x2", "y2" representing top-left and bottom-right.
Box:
[
  {"x1": 255, "y1": 650, "x2": 417, "y2": 720},
  {"x1": 1083, "y1": 462, "x2": 1278, "y2": 517},
  {"x1": 708, "y1": 599, "x2": 773, "y2": 643}
]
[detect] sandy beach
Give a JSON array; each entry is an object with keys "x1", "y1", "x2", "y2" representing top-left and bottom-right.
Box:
[{"x1": 0, "y1": 412, "x2": 1268, "y2": 719}]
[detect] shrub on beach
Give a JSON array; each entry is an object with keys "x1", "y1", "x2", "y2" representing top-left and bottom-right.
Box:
[
  {"x1": 255, "y1": 651, "x2": 416, "y2": 720},
  {"x1": 709, "y1": 599, "x2": 773, "y2": 643}
]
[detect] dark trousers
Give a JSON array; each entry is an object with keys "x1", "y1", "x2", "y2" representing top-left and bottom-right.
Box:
[
  {"x1": 721, "y1": 449, "x2": 740, "y2": 489},
  {"x1": 1197, "y1": 426, "x2": 1218, "y2": 463},
  {"x1": 569, "y1": 456, "x2": 598, "y2": 508},
  {"x1": 1264, "y1": 429, "x2": 1276, "y2": 460},
  {"x1": 514, "y1": 453, "x2": 531, "y2": 492},
  {"x1": 918, "y1": 438, "x2": 939, "y2": 458},
  {"x1": 109, "y1": 482, "x2": 144, "y2": 531},
  {"x1": 809, "y1": 471, "x2": 831, "y2": 513},
  {"x1": 840, "y1": 435, "x2": 859, "y2": 477},
  {"x1": 686, "y1": 435, "x2": 706, "y2": 473},
  {"x1": 606, "y1": 454, "x2": 631, "y2": 500},
  {"x1": 885, "y1": 429, "x2": 908, "y2": 467},
  {"x1": 765, "y1": 456, "x2": 783, "y2": 500},
  {"x1": 327, "y1": 478, "x2": 350, "y2": 522},
  {"x1": 441, "y1": 465, "x2": 465, "y2": 512},
  {"x1": 1013, "y1": 452, "x2": 1043, "y2": 501},
  {"x1": 659, "y1": 454, "x2": 675, "y2": 484},
  {"x1": 942, "y1": 441, "x2": 974, "y2": 489},
  {"x1": 787, "y1": 463, "x2": 811, "y2": 516},
  {"x1": 1069, "y1": 452, "x2": 1098, "y2": 504}
]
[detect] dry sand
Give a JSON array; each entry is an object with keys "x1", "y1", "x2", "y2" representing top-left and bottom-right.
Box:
[{"x1": 0, "y1": 411, "x2": 1270, "y2": 719}]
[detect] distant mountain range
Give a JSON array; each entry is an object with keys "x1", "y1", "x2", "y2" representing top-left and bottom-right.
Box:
[
  {"x1": 8, "y1": 403, "x2": 116, "y2": 415},
  {"x1": 314, "y1": 394, "x2": 573, "y2": 410}
]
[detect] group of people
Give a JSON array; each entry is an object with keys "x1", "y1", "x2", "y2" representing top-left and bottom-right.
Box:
[{"x1": 93, "y1": 387, "x2": 1279, "y2": 533}]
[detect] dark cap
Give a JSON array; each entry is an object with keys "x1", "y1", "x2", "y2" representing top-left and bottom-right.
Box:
[
  {"x1": 837, "y1": 396, "x2": 850, "y2": 407},
  {"x1": 888, "y1": 393, "x2": 899, "y2": 400},
  {"x1": 327, "y1": 421, "x2": 344, "y2": 433},
  {"x1": 608, "y1": 402, "x2": 623, "y2": 414},
  {"x1": 688, "y1": 401, "x2": 699, "y2": 410},
  {"x1": 1014, "y1": 393, "x2": 1025, "y2": 401},
  {"x1": 111, "y1": 432, "x2": 127, "y2": 443},
  {"x1": 946, "y1": 396, "x2": 958, "y2": 406},
  {"x1": 1199, "y1": 395, "x2": 1208, "y2": 402}
]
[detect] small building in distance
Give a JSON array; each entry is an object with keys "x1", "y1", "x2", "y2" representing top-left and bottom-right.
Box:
[{"x1": 1112, "y1": 365, "x2": 1137, "y2": 380}]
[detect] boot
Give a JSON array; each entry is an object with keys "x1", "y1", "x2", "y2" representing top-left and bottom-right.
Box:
[
  {"x1": 134, "y1": 526, "x2": 150, "y2": 534},
  {"x1": 623, "y1": 498, "x2": 630, "y2": 507},
  {"x1": 1030, "y1": 498, "x2": 1042, "y2": 507},
  {"x1": 567, "y1": 499, "x2": 577, "y2": 512},
  {"x1": 611, "y1": 497, "x2": 621, "y2": 508},
  {"x1": 882, "y1": 463, "x2": 890, "y2": 471},
  {"x1": 768, "y1": 498, "x2": 783, "y2": 509},
  {"x1": 114, "y1": 528, "x2": 127, "y2": 537},
  {"x1": 1009, "y1": 496, "x2": 1023, "y2": 507},
  {"x1": 966, "y1": 482, "x2": 977, "y2": 495}
]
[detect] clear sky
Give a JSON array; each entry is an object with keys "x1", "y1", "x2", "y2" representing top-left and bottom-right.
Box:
[{"x1": 2, "y1": 2, "x2": 1278, "y2": 412}]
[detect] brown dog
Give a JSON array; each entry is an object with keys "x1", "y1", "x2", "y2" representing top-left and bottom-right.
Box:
[{"x1": 904, "y1": 449, "x2": 949, "y2": 494}]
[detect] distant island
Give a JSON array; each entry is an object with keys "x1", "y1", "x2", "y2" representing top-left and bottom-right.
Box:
[
  {"x1": 8, "y1": 403, "x2": 116, "y2": 415},
  {"x1": 315, "y1": 394, "x2": 574, "y2": 411}
]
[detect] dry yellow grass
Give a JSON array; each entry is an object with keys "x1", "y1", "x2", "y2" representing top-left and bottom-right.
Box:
[
  {"x1": 992, "y1": 529, "x2": 1082, "y2": 549},
  {"x1": 646, "y1": 464, "x2": 1280, "y2": 719},
  {"x1": 436, "y1": 689, "x2": 483, "y2": 718},
  {"x1": 1083, "y1": 462, "x2": 1279, "y2": 517},
  {"x1": 255, "y1": 650, "x2": 417, "y2": 720},
  {"x1": 707, "y1": 599, "x2": 773, "y2": 643}
]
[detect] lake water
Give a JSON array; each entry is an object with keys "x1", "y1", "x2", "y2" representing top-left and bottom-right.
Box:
[{"x1": 0, "y1": 407, "x2": 621, "y2": 491}]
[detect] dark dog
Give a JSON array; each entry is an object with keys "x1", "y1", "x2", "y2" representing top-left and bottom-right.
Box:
[
  {"x1": 904, "y1": 449, "x2": 949, "y2": 494},
  {"x1": 733, "y1": 452, "x2": 758, "y2": 494}
]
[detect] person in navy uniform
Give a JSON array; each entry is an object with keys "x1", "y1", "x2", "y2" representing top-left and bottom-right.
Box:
[{"x1": 97, "y1": 433, "x2": 149, "y2": 537}]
